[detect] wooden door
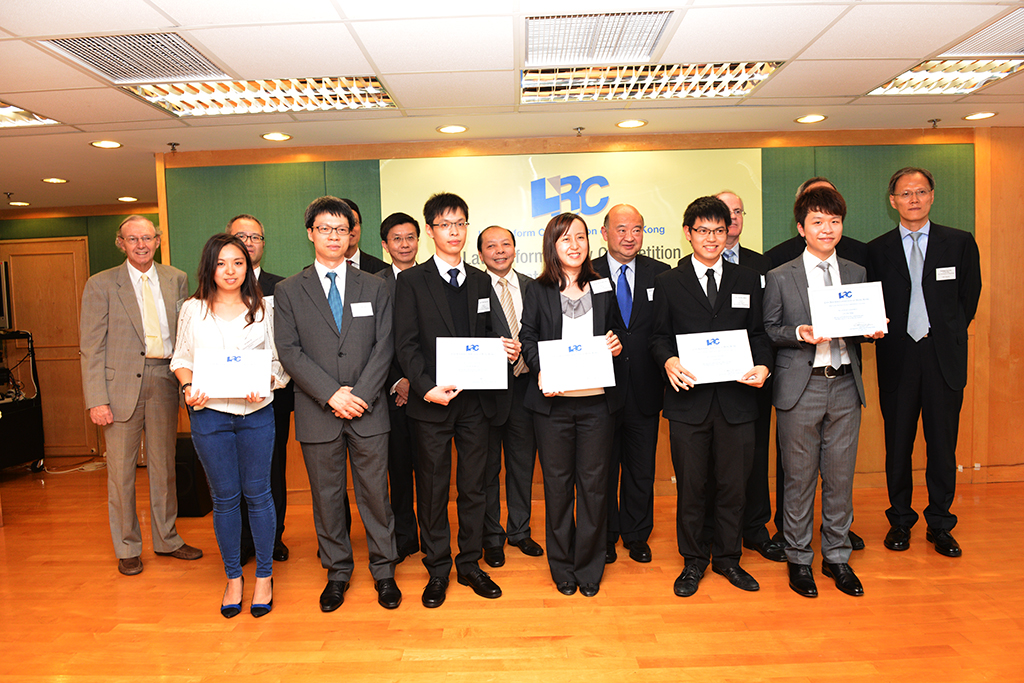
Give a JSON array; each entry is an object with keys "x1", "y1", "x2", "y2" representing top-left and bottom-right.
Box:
[{"x1": 0, "y1": 237, "x2": 97, "y2": 457}]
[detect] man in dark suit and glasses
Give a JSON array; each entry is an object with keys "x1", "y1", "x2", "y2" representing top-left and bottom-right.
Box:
[
  {"x1": 594, "y1": 204, "x2": 669, "y2": 565},
  {"x1": 867, "y1": 167, "x2": 982, "y2": 558}
]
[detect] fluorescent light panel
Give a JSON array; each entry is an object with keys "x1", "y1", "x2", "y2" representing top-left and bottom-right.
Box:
[
  {"x1": 1, "y1": 101, "x2": 61, "y2": 128},
  {"x1": 869, "y1": 59, "x2": 1024, "y2": 96},
  {"x1": 124, "y1": 77, "x2": 395, "y2": 117},
  {"x1": 527, "y1": 12, "x2": 672, "y2": 67}
]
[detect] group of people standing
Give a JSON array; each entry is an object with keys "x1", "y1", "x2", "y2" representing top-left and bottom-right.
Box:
[{"x1": 79, "y1": 164, "x2": 980, "y2": 616}]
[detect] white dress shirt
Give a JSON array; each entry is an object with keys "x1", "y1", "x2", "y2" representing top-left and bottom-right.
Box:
[
  {"x1": 127, "y1": 261, "x2": 173, "y2": 358},
  {"x1": 801, "y1": 249, "x2": 851, "y2": 367}
]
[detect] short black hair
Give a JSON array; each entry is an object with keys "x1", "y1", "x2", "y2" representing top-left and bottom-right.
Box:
[
  {"x1": 888, "y1": 167, "x2": 935, "y2": 195},
  {"x1": 794, "y1": 186, "x2": 847, "y2": 226},
  {"x1": 304, "y1": 196, "x2": 355, "y2": 231},
  {"x1": 423, "y1": 192, "x2": 469, "y2": 228},
  {"x1": 380, "y1": 212, "x2": 420, "y2": 242},
  {"x1": 682, "y1": 196, "x2": 731, "y2": 230},
  {"x1": 795, "y1": 177, "x2": 836, "y2": 198},
  {"x1": 339, "y1": 198, "x2": 361, "y2": 223},
  {"x1": 476, "y1": 225, "x2": 515, "y2": 252}
]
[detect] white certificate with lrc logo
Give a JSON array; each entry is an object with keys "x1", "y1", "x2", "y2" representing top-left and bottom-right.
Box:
[
  {"x1": 537, "y1": 336, "x2": 616, "y2": 394},
  {"x1": 192, "y1": 348, "x2": 271, "y2": 398},
  {"x1": 436, "y1": 337, "x2": 508, "y2": 390},
  {"x1": 808, "y1": 281, "x2": 888, "y2": 339},
  {"x1": 676, "y1": 329, "x2": 754, "y2": 385}
]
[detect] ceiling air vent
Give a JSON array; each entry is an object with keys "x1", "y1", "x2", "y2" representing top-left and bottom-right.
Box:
[
  {"x1": 527, "y1": 11, "x2": 672, "y2": 67},
  {"x1": 941, "y1": 8, "x2": 1024, "y2": 57},
  {"x1": 43, "y1": 33, "x2": 227, "y2": 85}
]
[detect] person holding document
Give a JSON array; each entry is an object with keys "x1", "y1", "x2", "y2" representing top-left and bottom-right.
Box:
[
  {"x1": 763, "y1": 186, "x2": 884, "y2": 598},
  {"x1": 650, "y1": 196, "x2": 771, "y2": 599},
  {"x1": 171, "y1": 233, "x2": 289, "y2": 618},
  {"x1": 520, "y1": 212, "x2": 624, "y2": 598}
]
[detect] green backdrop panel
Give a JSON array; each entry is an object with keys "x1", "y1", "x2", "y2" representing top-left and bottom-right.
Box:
[
  {"x1": 324, "y1": 160, "x2": 383, "y2": 257},
  {"x1": 762, "y1": 147, "x2": 816, "y2": 250}
]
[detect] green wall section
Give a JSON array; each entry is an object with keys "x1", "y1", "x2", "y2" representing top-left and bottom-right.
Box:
[
  {"x1": 761, "y1": 144, "x2": 974, "y2": 251},
  {"x1": 165, "y1": 160, "x2": 382, "y2": 292}
]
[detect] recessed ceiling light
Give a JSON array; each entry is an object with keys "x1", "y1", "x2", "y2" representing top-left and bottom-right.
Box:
[
  {"x1": 9, "y1": 201, "x2": 30, "y2": 207},
  {"x1": 437, "y1": 125, "x2": 467, "y2": 134},
  {"x1": 963, "y1": 111, "x2": 996, "y2": 120},
  {"x1": 118, "y1": 196, "x2": 138, "y2": 202},
  {"x1": 42, "y1": 177, "x2": 68, "y2": 184},
  {"x1": 795, "y1": 114, "x2": 827, "y2": 124},
  {"x1": 262, "y1": 132, "x2": 291, "y2": 141},
  {"x1": 870, "y1": 60, "x2": 1024, "y2": 96},
  {"x1": 91, "y1": 140, "x2": 121, "y2": 149},
  {"x1": 1, "y1": 100, "x2": 61, "y2": 127},
  {"x1": 616, "y1": 119, "x2": 647, "y2": 129}
]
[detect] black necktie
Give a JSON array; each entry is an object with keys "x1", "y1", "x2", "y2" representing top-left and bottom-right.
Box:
[{"x1": 705, "y1": 268, "x2": 717, "y2": 307}]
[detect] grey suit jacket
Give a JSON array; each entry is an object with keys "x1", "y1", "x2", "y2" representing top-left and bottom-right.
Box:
[
  {"x1": 274, "y1": 263, "x2": 393, "y2": 442},
  {"x1": 80, "y1": 261, "x2": 188, "y2": 421},
  {"x1": 763, "y1": 255, "x2": 867, "y2": 411}
]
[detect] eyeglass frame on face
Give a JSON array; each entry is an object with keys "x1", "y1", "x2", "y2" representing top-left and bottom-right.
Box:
[
  {"x1": 430, "y1": 220, "x2": 470, "y2": 232},
  {"x1": 688, "y1": 226, "x2": 729, "y2": 237},
  {"x1": 892, "y1": 189, "x2": 933, "y2": 200},
  {"x1": 233, "y1": 232, "x2": 265, "y2": 243},
  {"x1": 120, "y1": 235, "x2": 157, "y2": 245},
  {"x1": 730, "y1": 209, "x2": 746, "y2": 217},
  {"x1": 312, "y1": 224, "x2": 351, "y2": 236}
]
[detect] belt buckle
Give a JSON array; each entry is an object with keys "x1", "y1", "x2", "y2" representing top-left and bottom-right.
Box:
[{"x1": 824, "y1": 365, "x2": 838, "y2": 379}]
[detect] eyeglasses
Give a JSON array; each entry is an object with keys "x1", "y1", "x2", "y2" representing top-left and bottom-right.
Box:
[
  {"x1": 121, "y1": 235, "x2": 156, "y2": 245},
  {"x1": 689, "y1": 227, "x2": 728, "y2": 237},
  {"x1": 730, "y1": 209, "x2": 746, "y2": 217},
  {"x1": 893, "y1": 189, "x2": 932, "y2": 199},
  {"x1": 233, "y1": 233, "x2": 265, "y2": 243},
  {"x1": 313, "y1": 225, "x2": 351, "y2": 235},
  {"x1": 431, "y1": 221, "x2": 469, "y2": 231}
]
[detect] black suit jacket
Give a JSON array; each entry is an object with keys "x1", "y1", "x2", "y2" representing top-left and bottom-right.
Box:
[
  {"x1": 867, "y1": 223, "x2": 981, "y2": 392},
  {"x1": 594, "y1": 254, "x2": 670, "y2": 417},
  {"x1": 359, "y1": 250, "x2": 388, "y2": 275},
  {"x1": 520, "y1": 279, "x2": 625, "y2": 416},
  {"x1": 486, "y1": 270, "x2": 535, "y2": 426},
  {"x1": 766, "y1": 235, "x2": 868, "y2": 270},
  {"x1": 650, "y1": 257, "x2": 773, "y2": 425},
  {"x1": 257, "y1": 268, "x2": 285, "y2": 296},
  {"x1": 257, "y1": 268, "x2": 294, "y2": 412},
  {"x1": 380, "y1": 266, "x2": 406, "y2": 412},
  {"x1": 394, "y1": 260, "x2": 496, "y2": 422}
]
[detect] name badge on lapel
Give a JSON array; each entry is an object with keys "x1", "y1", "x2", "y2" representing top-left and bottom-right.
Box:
[
  {"x1": 351, "y1": 302, "x2": 373, "y2": 317},
  {"x1": 477, "y1": 298, "x2": 490, "y2": 313},
  {"x1": 647, "y1": 287, "x2": 655, "y2": 302},
  {"x1": 732, "y1": 293, "x2": 750, "y2": 309},
  {"x1": 591, "y1": 278, "x2": 612, "y2": 294},
  {"x1": 936, "y1": 267, "x2": 956, "y2": 281}
]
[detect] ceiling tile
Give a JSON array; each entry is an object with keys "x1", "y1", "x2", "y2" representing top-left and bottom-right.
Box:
[
  {"x1": 2, "y1": 88, "x2": 174, "y2": 124},
  {"x1": 338, "y1": 0, "x2": 514, "y2": 20},
  {"x1": 742, "y1": 97, "x2": 855, "y2": 107},
  {"x1": 383, "y1": 72, "x2": 516, "y2": 109},
  {"x1": 354, "y1": 17, "x2": 513, "y2": 73},
  {"x1": 402, "y1": 106, "x2": 515, "y2": 117},
  {"x1": 150, "y1": 0, "x2": 341, "y2": 25},
  {"x1": 0, "y1": 0, "x2": 173, "y2": 36},
  {"x1": 76, "y1": 120, "x2": 188, "y2": 132},
  {"x1": 754, "y1": 60, "x2": 917, "y2": 98},
  {"x1": 0, "y1": 40, "x2": 106, "y2": 92}
]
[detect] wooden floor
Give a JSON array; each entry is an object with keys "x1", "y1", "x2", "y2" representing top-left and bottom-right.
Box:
[{"x1": 1, "y1": 465, "x2": 1021, "y2": 683}]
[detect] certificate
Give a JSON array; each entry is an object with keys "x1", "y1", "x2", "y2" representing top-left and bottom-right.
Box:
[
  {"x1": 192, "y1": 348, "x2": 271, "y2": 398},
  {"x1": 675, "y1": 329, "x2": 754, "y2": 385},
  {"x1": 808, "y1": 281, "x2": 888, "y2": 338},
  {"x1": 537, "y1": 336, "x2": 616, "y2": 394},
  {"x1": 436, "y1": 337, "x2": 508, "y2": 390}
]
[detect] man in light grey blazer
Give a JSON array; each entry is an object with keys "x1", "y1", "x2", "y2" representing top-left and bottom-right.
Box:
[
  {"x1": 80, "y1": 215, "x2": 202, "y2": 576},
  {"x1": 274, "y1": 196, "x2": 401, "y2": 612},
  {"x1": 763, "y1": 187, "x2": 883, "y2": 599}
]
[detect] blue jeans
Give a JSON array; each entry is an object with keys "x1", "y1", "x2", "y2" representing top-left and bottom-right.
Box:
[{"x1": 189, "y1": 404, "x2": 276, "y2": 579}]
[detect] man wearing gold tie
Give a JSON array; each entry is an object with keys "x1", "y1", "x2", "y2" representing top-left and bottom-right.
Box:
[{"x1": 80, "y1": 215, "x2": 203, "y2": 575}]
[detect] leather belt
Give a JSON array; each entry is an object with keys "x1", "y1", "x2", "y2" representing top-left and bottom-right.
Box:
[{"x1": 811, "y1": 364, "x2": 850, "y2": 378}]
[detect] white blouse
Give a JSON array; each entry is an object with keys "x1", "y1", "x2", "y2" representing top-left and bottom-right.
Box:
[{"x1": 170, "y1": 298, "x2": 290, "y2": 416}]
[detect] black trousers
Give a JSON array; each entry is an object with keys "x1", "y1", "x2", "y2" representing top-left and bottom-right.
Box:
[
  {"x1": 388, "y1": 402, "x2": 421, "y2": 555},
  {"x1": 607, "y1": 383, "x2": 660, "y2": 545},
  {"x1": 484, "y1": 374, "x2": 538, "y2": 548}
]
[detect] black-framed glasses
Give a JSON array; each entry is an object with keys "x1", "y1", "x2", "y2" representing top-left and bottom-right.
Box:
[
  {"x1": 234, "y1": 233, "x2": 265, "y2": 243},
  {"x1": 313, "y1": 225, "x2": 351, "y2": 235}
]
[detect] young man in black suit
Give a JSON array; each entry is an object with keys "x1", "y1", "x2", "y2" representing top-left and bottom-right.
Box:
[
  {"x1": 650, "y1": 196, "x2": 772, "y2": 598},
  {"x1": 868, "y1": 167, "x2": 982, "y2": 558},
  {"x1": 595, "y1": 204, "x2": 669, "y2": 565},
  {"x1": 393, "y1": 193, "x2": 519, "y2": 607},
  {"x1": 340, "y1": 197, "x2": 388, "y2": 275}
]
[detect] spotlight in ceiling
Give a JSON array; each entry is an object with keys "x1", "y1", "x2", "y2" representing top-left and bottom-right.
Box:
[
  {"x1": 963, "y1": 111, "x2": 996, "y2": 121},
  {"x1": 9, "y1": 201, "x2": 30, "y2": 206},
  {"x1": 42, "y1": 177, "x2": 68, "y2": 184},
  {"x1": 795, "y1": 114, "x2": 826, "y2": 124},
  {"x1": 616, "y1": 119, "x2": 648, "y2": 129},
  {"x1": 436, "y1": 125, "x2": 466, "y2": 134},
  {"x1": 118, "y1": 196, "x2": 138, "y2": 202},
  {"x1": 90, "y1": 140, "x2": 122, "y2": 148},
  {"x1": 261, "y1": 132, "x2": 291, "y2": 141}
]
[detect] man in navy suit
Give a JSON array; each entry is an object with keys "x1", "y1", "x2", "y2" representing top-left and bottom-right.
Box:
[
  {"x1": 594, "y1": 204, "x2": 669, "y2": 565},
  {"x1": 868, "y1": 167, "x2": 982, "y2": 558}
]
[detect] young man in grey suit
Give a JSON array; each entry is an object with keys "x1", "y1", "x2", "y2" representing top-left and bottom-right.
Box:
[
  {"x1": 274, "y1": 196, "x2": 401, "y2": 611},
  {"x1": 763, "y1": 186, "x2": 884, "y2": 599},
  {"x1": 80, "y1": 215, "x2": 202, "y2": 575}
]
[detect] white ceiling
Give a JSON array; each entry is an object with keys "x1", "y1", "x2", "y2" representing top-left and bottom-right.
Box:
[{"x1": 2, "y1": 0, "x2": 1023, "y2": 211}]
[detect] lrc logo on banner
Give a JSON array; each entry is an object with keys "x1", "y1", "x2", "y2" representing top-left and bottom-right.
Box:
[
  {"x1": 839, "y1": 291, "x2": 853, "y2": 299},
  {"x1": 531, "y1": 175, "x2": 610, "y2": 217}
]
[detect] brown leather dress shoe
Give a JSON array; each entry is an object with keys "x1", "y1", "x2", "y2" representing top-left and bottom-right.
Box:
[
  {"x1": 155, "y1": 543, "x2": 203, "y2": 560},
  {"x1": 118, "y1": 556, "x2": 143, "y2": 576}
]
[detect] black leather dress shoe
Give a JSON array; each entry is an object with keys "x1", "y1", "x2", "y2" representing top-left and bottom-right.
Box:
[
  {"x1": 374, "y1": 577, "x2": 403, "y2": 609},
  {"x1": 926, "y1": 528, "x2": 962, "y2": 557},
  {"x1": 788, "y1": 562, "x2": 818, "y2": 598},
  {"x1": 273, "y1": 542, "x2": 289, "y2": 562},
  {"x1": 579, "y1": 582, "x2": 600, "y2": 597},
  {"x1": 605, "y1": 542, "x2": 617, "y2": 564},
  {"x1": 556, "y1": 581, "x2": 577, "y2": 596},
  {"x1": 848, "y1": 530, "x2": 865, "y2": 551},
  {"x1": 743, "y1": 538, "x2": 787, "y2": 563},
  {"x1": 625, "y1": 540, "x2": 652, "y2": 563},
  {"x1": 396, "y1": 545, "x2": 419, "y2": 564},
  {"x1": 884, "y1": 525, "x2": 911, "y2": 551},
  {"x1": 457, "y1": 569, "x2": 502, "y2": 599},
  {"x1": 422, "y1": 576, "x2": 449, "y2": 608},
  {"x1": 712, "y1": 564, "x2": 760, "y2": 592},
  {"x1": 513, "y1": 537, "x2": 544, "y2": 557},
  {"x1": 673, "y1": 565, "x2": 704, "y2": 597},
  {"x1": 771, "y1": 531, "x2": 788, "y2": 548},
  {"x1": 483, "y1": 546, "x2": 506, "y2": 568},
  {"x1": 319, "y1": 580, "x2": 349, "y2": 612},
  {"x1": 821, "y1": 561, "x2": 864, "y2": 596}
]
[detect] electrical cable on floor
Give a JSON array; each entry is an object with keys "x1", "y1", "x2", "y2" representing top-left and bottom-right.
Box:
[{"x1": 40, "y1": 458, "x2": 107, "y2": 474}]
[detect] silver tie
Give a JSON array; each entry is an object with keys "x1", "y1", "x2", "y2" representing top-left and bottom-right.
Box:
[
  {"x1": 907, "y1": 232, "x2": 929, "y2": 342},
  {"x1": 817, "y1": 262, "x2": 842, "y2": 370}
]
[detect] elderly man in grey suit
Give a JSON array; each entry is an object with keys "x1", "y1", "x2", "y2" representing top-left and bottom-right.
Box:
[
  {"x1": 274, "y1": 196, "x2": 401, "y2": 611},
  {"x1": 80, "y1": 215, "x2": 202, "y2": 576},
  {"x1": 763, "y1": 187, "x2": 884, "y2": 599}
]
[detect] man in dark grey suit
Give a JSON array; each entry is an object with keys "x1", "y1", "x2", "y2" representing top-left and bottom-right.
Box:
[
  {"x1": 274, "y1": 196, "x2": 401, "y2": 611},
  {"x1": 764, "y1": 186, "x2": 884, "y2": 599}
]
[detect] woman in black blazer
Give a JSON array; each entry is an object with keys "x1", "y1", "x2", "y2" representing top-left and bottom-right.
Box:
[{"x1": 521, "y1": 212, "x2": 624, "y2": 597}]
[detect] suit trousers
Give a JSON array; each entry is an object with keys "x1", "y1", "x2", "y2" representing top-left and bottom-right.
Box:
[
  {"x1": 533, "y1": 394, "x2": 613, "y2": 586},
  {"x1": 607, "y1": 383, "x2": 660, "y2": 545},
  {"x1": 104, "y1": 359, "x2": 183, "y2": 558},
  {"x1": 388, "y1": 402, "x2": 421, "y2": 555},
  {"x1": 412, "y1": 393, "x2": 489, "y2": 577},
  {"x1": 301, "y1": 428, "x2": 397, "y2": 582},
  {"x1": 777, "y1": 373, "x2": 860, "y2": 565},
  {"x1": 669, "y1": 394, "x2": 752, "y2": 572},
  {"x1": 484, "y1": 374, "x2": 538, "y2": 548},
  {"x1": 880, "y1": 336, "x2": 962, "y2": 531},
  {"x1": 240, "y1": 387, "x2": 291, "y2": 550}
]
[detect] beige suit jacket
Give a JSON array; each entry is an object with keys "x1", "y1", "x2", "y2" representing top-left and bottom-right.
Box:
[{"x1": 80, "y1": 261, "x2": 188, "y2": 421}]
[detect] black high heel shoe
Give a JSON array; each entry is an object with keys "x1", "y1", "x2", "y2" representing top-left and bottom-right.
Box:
[
  {"x1": 221, "y1": 577, "x2": 244, "y2": 619},
  {"x1": 250, "y1": 577, "x2": 273, "y2": 618}
]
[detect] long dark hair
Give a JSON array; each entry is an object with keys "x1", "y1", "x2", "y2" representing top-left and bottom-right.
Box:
[
  {"x1": 536, "y1": 212, "x2": 599, "y2": 292},
  {"x1": 192, "y1": 233, "x2": 264, "y2": 325}
]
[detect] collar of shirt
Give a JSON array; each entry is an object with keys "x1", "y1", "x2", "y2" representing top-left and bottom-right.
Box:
[
  {"x1": 347, "y1": 250, "x2": 361, "y2": 268},
  {"x1": 314, "y1": 259, "x2": 347, "y2": 300},
  {"x1": 127, "y1": 260, "x2": 158, "y2": 286},
  {"x1": 252, "y1": 265, "x2": 262, "y2": 280},
  {"x1": 723, "y1": 245, "x2": 740, "y2": 264},
  {"x1": 432, "y1": 254, "x2": 466, "y2": 286},
  {"x1": 606, "y1": 253, "x2": 636, "y2": 294},
  {"x1": 689, "y1": 255, "x2": 723, "y2": 286},
  {"x1": 392, "y1": 262, "x2": 409, "y2": 279},
  {"x1": 489, "y1": 269, "x2": 523, "y2": 320},
  {"x1": 899, "y1": 220, "x2": 931, "y2": 264},
  {"x1": 802, "y1": 248, "x2": 842, "y2": 287}
]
